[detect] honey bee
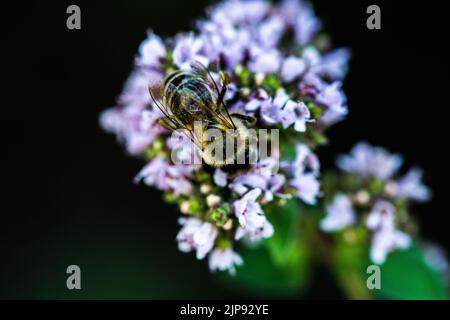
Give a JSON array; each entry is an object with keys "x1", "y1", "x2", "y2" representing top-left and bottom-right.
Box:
[{"x1": 149, "y1": 61, "x2": 258, "y2": 168}]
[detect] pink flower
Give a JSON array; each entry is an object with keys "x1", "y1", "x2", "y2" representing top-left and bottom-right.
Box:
[
  {"x1": 230, "y1": 158, "x2": 287, "y2": 202},
  {"x1": 281, "y1": 56, "x2": 306, "y2": 82},
  {"x1": 280, "y1": 0, "x2": 321, "y2": 45},
  {"x1": 248, "y1": 47, "x2": 282, "y2": 74},
  {"x1": 137, "y1": 32, "x2": 166, "y2": 68},
  {"x1": 292, "y1": 143, "x2": 320, "y2": 176},
  {"x1": 337, "y1": 143, "x2": 403, "y2": 181},
  {"x1": 290, "y1": 172, "x2": 320, "y2": 205},
  {"x1": 367, "y1": 200, "x2": 396, "y2": 231},
  {"x1": 367, "y1": 200, "x2": 411, "y2": 264},
  {"x1": 316, "y1": 81, "x2": 348, "y2": 125},
  {"x1": 320, "y1": 194, "x2": 356, "y2": 231},
  {"x1": 235, "y1": 220, "x2": 274, "y2": 242},
  {"x1": 208, "y1": 248, "x2": 243, "y2": 275},
  {"x1": 177, "y1": 217, "x2": 218, "y2": 259},
  {"x1": 370, "y1": 228, "x2": 411, "y2": 264},
  {"x1": 233, "y1": 189, "x2": 267, "y2": 232},
  {"x1": 315, "y1": 48, "x2": 351, "y2": 80},
  {"x1": 173, "y1": 33, "x2": 209, "y2": 69},
  {"x1": 213, "y1": 169, "x2": 228, "y2": 187},
  {"x1": 134, "y1": 157, "x2": 194, "y2": 196},
  {"x1": 390, "y1": 168, "x2": 431, "y2": 202},
  {"x1": 281, "y1": 100, "x2": 311, "y2": 132}
]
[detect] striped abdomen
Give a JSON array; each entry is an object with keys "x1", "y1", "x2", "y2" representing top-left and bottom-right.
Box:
[{"x1": 164, "y1": 70, "x2": 215, "y2": 126}]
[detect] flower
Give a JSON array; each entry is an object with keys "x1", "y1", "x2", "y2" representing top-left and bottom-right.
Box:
[
  {"x1": 280, "y1": 0, "x2": 320, "y2": 45},
  {"x1": 337, "y1": 143, "x2": 403, "y2": 180},
  {"x1": 176, "y1": 217, "x2": 218, "y2": 259},
  {"x1": 134, "y1": 157, "x2": 194, "y2": 196},
  {"x1": 315, "y1": 81, "x2": 348, "y2": 125},
  {"x1": 315, "y1": 48, "x2": 351, "y2": 80},
  {"x1": 389, "y1": 168, "x2": 431, "y2": 202},
  {"x1": 213, "y1": 168, "x2": 228, "y2": 187},
  {"x1": 233, "y1": 188, "x2": 267, "y2": 232},
  {"x1": 258, "y1": 16, "x2": 285, "y2": 48},
  {"x1": 101, "y1": 0, "x2": 354, "y2": 272},
  {"x1": 423, "y1": 244, "x2": 450, "y2": 274},
  {"x1": 281, "y1": 100, "x2": 311, "y2": 132},
  {"x1": 292, "y1": 144, "x2": 320, "y2": 176},
  {"x1": 367, "y1": 200, "x2": 411, "y2": 264},
  {"x1": 326, "y1": 143, "x2": 433, "y2": 266},
  {"x1": 320, "y1": 194, "x2": 356, "y2": 231},
  {"x1": 281, "y1": 56, "x2": 306, "y2": 83},
  {"x1": 209, "y1": 0, "x2": 270, "y2": 26},
  {"x1": 248, "y1": 47, "x2": 282, "y2": 74},
  {"x1": 290, "y1": 172, "x2": 320, "y2": 205},
  {"x1": 235, "y1": 220, "x2": 274, "y2": 242},
  {"x1": 229, "y1": 157, "x2": 287, "y2": 202},
  {"x1": 366, "y1": 200, "x2": 396, "y2": 231},
  {"x1": 260, "y1": 89, "x2": 311, "y2": 131},
  {"x1": 282, "y1": 144, "x2": 321, "y2": 205},
  {"x1": 173, "y1": 33, "x2": 209, "y2": 70},
  {"x1": 243, "y1": 89, "x2": 270, "y2": 112},
  {"x1": 99, "y1": 68, "x2": 166, "y2": 155},
  {"x1": 370, "y1": 227, "x2": 411, "y2": 264},
  {"x1": 137, "y1": 32, "x2": 166, "y2": 68},
  {"x1": 208, "y1": 248, "x2": 243, "y2": 275}
]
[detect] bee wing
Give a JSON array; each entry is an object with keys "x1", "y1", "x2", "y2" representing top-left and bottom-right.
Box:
[
  {"x1": 148, "y1": 79, "x2": 179, "y2": 128},
  {"x1": 189, "y1": 60, "x2": 236, "y2": 130},
  {"x1": 148, "y1": 79, "x2": 202, "y2": 149},
  {"x1": 189, "y1": 60, "x2": 221, "y2": 97}
]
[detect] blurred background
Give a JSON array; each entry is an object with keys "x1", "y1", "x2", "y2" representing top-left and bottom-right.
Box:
[{"x1": 2, "y1": 0, "x2": 449, "y2": 299}]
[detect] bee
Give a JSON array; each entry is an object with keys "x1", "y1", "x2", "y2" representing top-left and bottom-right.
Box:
[{"x1": 149, "y1": 61, "x2": 258, "y2": 168}]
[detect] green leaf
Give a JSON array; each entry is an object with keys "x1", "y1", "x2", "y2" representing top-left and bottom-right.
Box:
[
  {"x1": 218, "y1": 199, "x2": 310, "y2": 297},
  {"x1": 264, "y1": 199, "x2": 302, "y2": 266},
  {"x1": 376, "y1": 245, "x2": 449, "y2": 300},
  {"x1": 219, "y1": 245, "x2": 308, "y2": 298}
]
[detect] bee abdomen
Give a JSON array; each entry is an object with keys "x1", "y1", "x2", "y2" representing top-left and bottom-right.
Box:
[{"x1": 164, "y1": 71, "x2": 214, "y2": 124}]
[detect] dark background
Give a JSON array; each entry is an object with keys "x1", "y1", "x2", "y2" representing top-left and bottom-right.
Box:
[{"x1": 2, "y1": 0, "x2": 449, "y2": 299}]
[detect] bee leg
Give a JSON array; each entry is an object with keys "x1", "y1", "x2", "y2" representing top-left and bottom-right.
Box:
[
  {"x1": 230, "y1": 113, "x2": 257, "y2": 127},
  {"x1": 219, "y1": 71, "x2": 231, "y2": 86},
  {"x1": 157, "y1": 118, "x2": 176, "y2": 131},
  {"x1": 217, "y1": 71, "x2": 231, "y2": 106}
]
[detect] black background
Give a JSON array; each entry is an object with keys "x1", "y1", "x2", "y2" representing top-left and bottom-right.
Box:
[{"x1": 2, "y1": 0, "x2": 449, "y2": 299}]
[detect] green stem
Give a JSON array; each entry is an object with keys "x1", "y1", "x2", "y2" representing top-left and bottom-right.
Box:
[{"x1": 302, "y1": 212, "x2": 373, "y2": 299}]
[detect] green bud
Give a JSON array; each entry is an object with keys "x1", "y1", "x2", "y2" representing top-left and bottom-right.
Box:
[
  {"x1": 239, "y1": 68, "x2": 251, "y2": 87},
  {"x1": 309, "y1": 130, "x2": 328, "y2": 146},
  {"x1": 261, "y1": 75, "x2": 281, "y2": 93},
  {"x1": 217, "y1": 238, "x2": 232, "y2": 250},
  {"x1": 307, "y1": 102, "x2": 324, "y2": 119},
  {"x1": 234, "y1": 64, "x2": 244, "y2": 75},
  {"x1": 369, "y1": 178, "x2": 384, "y2": 194},
  {"x1": 209, "y1": 203, "x2": 230, "y2": 226},
  {"x1": 188, "y1": 196, "x2": 202, "y2": 214},
  {"x1": 200, "y1": 183, "x2": 213, "y2": 194},
  {"x1": 194, "y1": 170, "x2": 211, "y2": 183},
  {"x1": 163, "y1": 192, "x2": 179, "y2": 204},
  {"x1": 145, "y1": 138, "x2": 165, "y2": 159},
  {"x1": 179, "y1": 195, "x2": 203, "y2": 215}
]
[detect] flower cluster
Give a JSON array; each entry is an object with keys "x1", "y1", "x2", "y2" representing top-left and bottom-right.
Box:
[
  {"x1": 100, "y1": 0, "x2": 351, "y2": 274},
  {"x1": 320, "y1": 142, "x2": 431, "y2": 264}
]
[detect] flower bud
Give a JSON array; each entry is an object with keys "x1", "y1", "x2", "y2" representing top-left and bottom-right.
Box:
[{"x1": 207, "y1": 194, "x2": 221, "y2": 208}]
